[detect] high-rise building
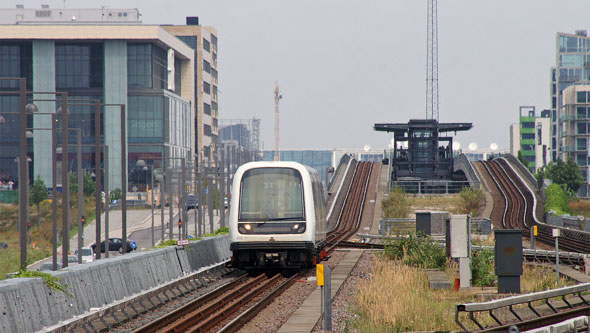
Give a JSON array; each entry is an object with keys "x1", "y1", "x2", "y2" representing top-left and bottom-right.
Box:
[
  {"x1": 219, "y1": 118, "x2": 261, "y2": 152},
  {"x1": 561, "y1": 85, "x2": 590, "y2": 196},
  {"x1": 163, "y1": 19, "x2": 219, "y2": 163},
  {"x1": 0, "y1": 6, "x2": 216, "y2": 190},
  {"x1": 509, "y1": 106, "x2": 550, "y2": 173},
  {"x1": 551, "y1": 30, "x2": 590, "y2": 162}
]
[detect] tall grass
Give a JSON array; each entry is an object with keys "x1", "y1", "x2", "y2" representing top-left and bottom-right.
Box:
[
  {"x1": 457, "y1": 187, "x2": 485, "y2": 216},
  {"x1": 353, "y1": 259, "x2": 489, "y2": 331},
  {"x1": 568, "y1": 199, "x2": 590, "y2": 218},
  {"x1": 0, "y1": 198, "x2": 95, "y2": 278},
  {"x1": 382, "y1": 187, "x2": 410, "y2": 218}
]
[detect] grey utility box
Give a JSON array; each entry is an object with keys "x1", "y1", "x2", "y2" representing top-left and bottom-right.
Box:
[
  {"x1": 417, "y1": 211, "x2": 449, "y2": 236},
  {"x1": 494, "y1": 229, "x2": 523, "y2": 293},
  {"x1": 416, "y1": 212, "x2": 432, "y2": 235}
]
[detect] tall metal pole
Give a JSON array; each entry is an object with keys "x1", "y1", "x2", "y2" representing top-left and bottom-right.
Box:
[
  {"x1": 426, "y1": 0, "x2": 439, "y2": 121},
  {"x1": 208, "y1": 159, "x2": 214, "y2": 234},
  {"x1": 94, "y1": 100, "x2": 102, "y2": 259},
  {"x1": 76, "y1": 129, "x2": 83, "y2": 264},
  {"x1": 159, "y1": 174, "x2": 165, "y2": 244},
  {"x1": 120, "y1": 105, "x2": 128, "y2": 254},
  {"x1": 168, "y1": 165, "x2": 174, "y2": 240},
  {"x1": 220, "y1": 145, "x2": 226, "y2": 228},
  {"x1": 60, "y1": 93, "x2": 70, "y2": 267},
  {"x1": 18, "y1": 78, "x2": 27, "y2": 270},
  {"x1": 150, "y1": 166, "x2": 154, "y2": 247},
  {"x1": 274, "y1": 82, "x2": 280, "y2": 162},
  {"x1": 104, "y1": 145, "x2": 110, "y2": 258},
  {"x1": 197, "y1": 160, "x2": 203, "y2": 237},
  {"x1": 180, "y1": 157, "x2": 186, "y2": 239},
  {"x1": 51, "y1": 113, "x2": 58, "y2": 270}
]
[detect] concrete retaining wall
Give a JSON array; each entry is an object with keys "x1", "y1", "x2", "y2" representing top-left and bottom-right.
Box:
[{"x1": 0, "y1": 235, "x2": 231, "y2": 333}]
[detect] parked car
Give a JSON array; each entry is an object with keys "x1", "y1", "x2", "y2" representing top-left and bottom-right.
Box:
[
  {"x1": 91, "y1": 238, "x2": 137, "y2": 253},
  {"x1": 74, "y1": 247, "x2": 95, "y2": 263},
  {"x1": 38, "y1": 262, "x2": 55, "y2": 271},
  {"x1": 186, "y1": 194, "x2": 198, "y2": 210}
]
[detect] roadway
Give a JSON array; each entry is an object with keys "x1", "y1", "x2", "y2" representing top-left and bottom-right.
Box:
[{"x1": 28, "y1": 206, "x2": 226, "y2": 271}]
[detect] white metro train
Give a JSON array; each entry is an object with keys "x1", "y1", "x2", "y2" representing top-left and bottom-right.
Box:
[{"x1": 229, "y1": 161, "x2": 328, "y2": 269}]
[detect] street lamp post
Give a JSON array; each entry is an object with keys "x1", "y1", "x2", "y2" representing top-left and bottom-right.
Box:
[{"x1": 137, "y1": 159, "x2": 155, "y2": 247}]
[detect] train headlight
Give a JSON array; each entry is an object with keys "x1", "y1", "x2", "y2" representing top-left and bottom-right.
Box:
[
  {"x1": 293, "y1": 224, "x2": 306, "y2": 233},
  {"x1": 238, "y1": 223, "x2": 252, "y2": 233}
]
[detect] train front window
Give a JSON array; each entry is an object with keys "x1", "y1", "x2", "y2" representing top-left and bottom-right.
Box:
[{"x1": 239, "y1": 168, "x2": 305, "y2": 221}]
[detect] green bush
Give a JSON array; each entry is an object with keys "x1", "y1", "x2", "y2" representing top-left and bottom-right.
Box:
[
  {"x1": 471, "y1": 249, "x2": 495, "y2": 287},
  {"x1": 458, "y1": 187, "x2": 485, "y2": 216},
  {"x1": 382, "y1": 187, "x2": 410, "y2": 218},
  {"x1": 545, "y1": 183, "x2": 569, "y2": 215},
  {"x1": 383, "y1": 233, "x2": 446, "y2": 269}
]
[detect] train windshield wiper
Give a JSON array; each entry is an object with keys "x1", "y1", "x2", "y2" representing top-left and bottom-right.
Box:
[
  {"x1": 264, "y1": 217, "x2": 303, "y2": 221},
  {"x1": 257, "y1": 216, "x2": 303, "y2": 226}
]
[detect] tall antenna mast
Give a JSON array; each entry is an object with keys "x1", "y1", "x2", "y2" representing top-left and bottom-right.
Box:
[
  {"x1": 426, "y1": 0, "x2": 439, "y2": 121},
  {"x1": 274, "y1": 82, "x2": 281, "y2": 161}
]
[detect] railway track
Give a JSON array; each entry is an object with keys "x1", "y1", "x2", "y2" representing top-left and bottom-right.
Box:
[
  {"x1": 477, "y1": 158, "x2": 590, "y2": 254},
  {"x1": 127, "y1": 161, "x2": 375, "y2": 332}
]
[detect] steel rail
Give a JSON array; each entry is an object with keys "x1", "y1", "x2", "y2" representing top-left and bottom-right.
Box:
[
  {"x1": 495, "y1": 160, "x2": 529, "y2": 229},
  {"x1": 132, "y1": 273, "x2": 258, "y2": 333},
  {"x1": 218, "y1": 273, "x2": 300, "y2": 332},
  {"x1": 480, "y1": 161, "x2": 509, "y2": 228}
]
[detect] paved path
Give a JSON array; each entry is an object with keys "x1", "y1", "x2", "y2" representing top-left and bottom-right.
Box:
[
  {"x1": 278, "y1": 250, "x2": 363, "y2": 332},
  {"x1": 28, "y1": 206, "x2": 225, "y2": 271}
]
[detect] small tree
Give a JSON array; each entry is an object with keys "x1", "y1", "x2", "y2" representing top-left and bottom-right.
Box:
[
  {"x1": 83, "y1": 172, "x2": 96, "y2": 197},
  {"x1": 69, "y1": 172, "x2": 78, "y2": 194},
  {"x1": 30, "y1": 176, "x2": 48, "y2": 228},
  {"x1": 517, "y1": 150, "x2": 529, "y2": 168},
  {"x1": 538, "y1": 158, "x2": 584, "y2": 194},
  {"x1": 458, "y1": 186, "x2": 485, "y2": 216},
  {"x1": 110, "y1": 188, "x2": 122, "y2": 202}
]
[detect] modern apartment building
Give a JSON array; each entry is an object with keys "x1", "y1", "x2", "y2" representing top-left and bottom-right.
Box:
[
  {"x1": 561, "y1": 85, "x2": 590, "y2": 196},
  {"x1": 509, "y1": 106, "x2": 551, "y2": 173},
  {"x1": 0, "y1": 7, "x2": 217, "y2": 190},
  {"x1": 551, "y1": 30, "x2": 590, "y2": 162},
  {"x1": 163, "y1": 19, "x2": 219, "y2": 163}
]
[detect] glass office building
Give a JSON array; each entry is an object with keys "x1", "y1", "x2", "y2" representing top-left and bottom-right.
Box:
[{"x1": 0, "y1": 23, "x2": 195, "y2": 190}]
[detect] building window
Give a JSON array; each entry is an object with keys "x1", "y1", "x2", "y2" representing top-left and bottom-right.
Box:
[
  {"x1": 537, "y1": 124, "x2": 542, "y2": 145},
  {"x1": 577, "y1": 138, "x2": 587, "y2": 151},
  {"x1": 521, "y1": 133, "x2": 535, "y2": 140},
  {"x1": 203, "y1": 82, "x2": 210, "y2": 94},
  {"x1": 0, "y1": 43, "x2": 32, "y2": 89},
  {"x1": 204, "y1": 124, "x2": 212, "y2": 136},
  {"x1": 128, "y1": 43, "x2": 153, "y2": 89},
  {"x1": 174, "y1": 57, "x2": 182, "y2": 94},
  {"x1": 578, "y1": 153, "x2": 587, "y2": 166},
  {"x1": 56, "y1": 43, "x2": 103, "y2": 89},
  {"x1": 203, "y1": 60, "x2": 211, "y2": 74},
  {"x1": 211, "y1": 68, "x2": 218, "y2": 80},
  {"x1": 203, "y1": 38, "x2": 210, "y2": 52},
  {"x1": 152, "y1": 45, "x2": 168, "y2": 90},
  {"x1": 211, "y1": 34, "x2": 217, "y2": 48},
  {"x1": 577, "y1": 91, "x2": 587, "y2": 104},
  {"x1": 128, "y1": 95, "x2": 165, "y2": 143},
  {"x1": 204, "y1": 103, "x2": 211, "y2": 115},
  {"x1": 521, "y1": 122, "x2": 534, "y2": 129},
  {"x1": 577, "y1": 122, "x2": 588, "y2": 135}
]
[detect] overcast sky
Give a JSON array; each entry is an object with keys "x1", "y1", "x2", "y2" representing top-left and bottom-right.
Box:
[{"x1": 6, "y1": 0, "x2": 590, "y2": 151}]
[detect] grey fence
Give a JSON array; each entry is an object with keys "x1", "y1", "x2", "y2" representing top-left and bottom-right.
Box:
[
  {"x1": 380, "y1": 217, "x2": 491, "y2": 236},
  {"x1": 389, "y1": 180, "x2": 479, "y2": 194}
]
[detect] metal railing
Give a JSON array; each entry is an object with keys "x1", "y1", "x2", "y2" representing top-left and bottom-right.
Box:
[
  {"x1": 455, "y1": 283, "x2": 590, "y2": 332},
  {"x1": 379, "y1": 218, "x2": 491, "y2": 236},
  {"x1": 389, "y1": 180, "x2": 478, "y2": 194}
]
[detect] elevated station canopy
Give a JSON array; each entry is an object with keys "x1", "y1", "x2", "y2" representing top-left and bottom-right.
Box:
[{"x1": 374, "y1": 119, "x2": 472, "y2": 182}]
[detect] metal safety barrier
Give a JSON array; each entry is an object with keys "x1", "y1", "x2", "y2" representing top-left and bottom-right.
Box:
[
  {"x1": 455, "y1": 283, "x2": 590, "y2": 331},
  {"x1": 389, "y1": 179, "x2": 479, "y2": 194}
]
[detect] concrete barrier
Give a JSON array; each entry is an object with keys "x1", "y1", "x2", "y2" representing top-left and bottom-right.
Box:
[{"x1": 0, "y1": 234, "x2": 231, "y2": 332}]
